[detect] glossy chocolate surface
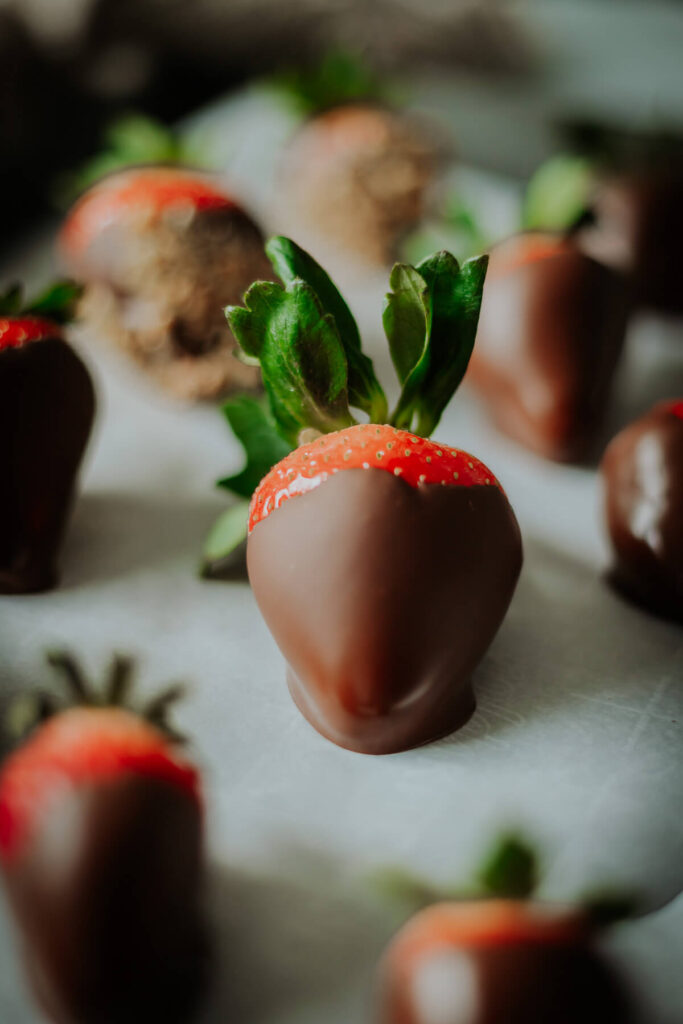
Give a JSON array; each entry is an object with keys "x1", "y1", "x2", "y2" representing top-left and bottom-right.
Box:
[
  {"x1": 247, "y1": 468, "x2": 522, "y2": 754},
  {"x1": 3, "y1": 775, "x2": 208, "y2": 1024},
  {"x1": 378, "y1": 937, "x2": 630, "y2": 1023},
  {"x1": 0, "y1": 336, "x2": 95, "y2": 593},
  {"x1": 601, "y1": 401, "x2": 683, "y2": 623},
  {"x1": 578, "y1": 170, "x2": 683, "y2": 314},
  {"x1": 469, "y1": 234, "x2": 627, "y2": 463}
]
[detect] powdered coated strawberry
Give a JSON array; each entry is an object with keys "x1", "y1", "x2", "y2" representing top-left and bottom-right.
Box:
[
  {"x1": 0, "y1": 283, "x2": 94, "y2": 594},
  {"x1": 59, "y1": 166, "x2": 271, "y2": 400},
  {"x1": 0, "y1": 654, "x2": 208, "y2": 1024},
  {"x1": 216, "y1": 237, "x2": 522, "y2": 753}
]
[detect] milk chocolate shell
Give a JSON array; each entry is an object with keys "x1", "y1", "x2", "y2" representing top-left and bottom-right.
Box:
[
  {"x1": 60, "y1": 168, "x2": 270, "y2": 400},
  {"x1": 377, "y1": 901, "x2": 630, "y2": 1024},
  {"x1": 247, "y1": 468, "x2": 522, "y2": 755},
  {"x1": 468, "y1": 234, "x2": 627, "y2": 462},
  {"x1": 578, "y1": 170, "x2": 683, "y2": 314},
  {"x1": 0, "y1": 332, "x2": 95, "y2": 594},
  {"x1": 4, "y1": 776, "x2": 208, "y2": 1024},
  {"x1": 279, "y1": 103, "x2": 437, "y2": 266},
  {"x1": 601, "y1": 399, "x2": 683, "y2": 622}
]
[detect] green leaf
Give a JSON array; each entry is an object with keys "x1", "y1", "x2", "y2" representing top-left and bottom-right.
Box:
[
  {"x1": 266, "y1": 236, "x2": 387, "y2": 421},
  {"x1": 201, "y1": 501, "x2": 250, "y2": 577},
  {"x1": 390, "y1": 251, "x2": 488, "y2": 436},
  {"x1": 0, "y1": 283, "x2": 23, "y2": 316},
  {"x1": 523, "y1": 154, "x2": 595, "y2": 231},
  {"x1": 54, "y1": 113, "x2": 200, "y2": 207},
  {"x1": 103, "y1": 114, "x2": 182, "y2": 165},
  {"x1": 217, "y1": 396, "x2": 291, "y2": 499},
  {"x1": 270, "y1": 49, "x2": 388, "y2": 116},
  {"x1": 476, "y1": 835, "x2": 539, "y2": 899},
  {"x1": 382, "y1": 263, "x2": 430, "y2": 384},
  {"x1": 25, "y1": 280, "x2": 83, "y2": 324},
  {"x1": 226, "y1": 278, "x2": 356, "y2": 446}
]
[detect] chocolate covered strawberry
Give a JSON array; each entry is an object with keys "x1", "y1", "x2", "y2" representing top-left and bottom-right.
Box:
[
  {"x1": 213, "y1": 237, "x2": 522, "y2": 753},
  {"x1": 0, "y1": 653, "x2": 208, "y2": 1024},
  {"x1": 468, "y1": 232, "x2": 628, "y2": 462},
  {"x1": 0, "y1": 283, "x2": 95, "y2": 594},
  {"x1": 59, "y1": 166, "x2": 271, "y2": 400},
  {"x1": 525, "y1": 150, "x2": 683, "y2": 314},
  {"x1": 601, "y1": 399, "x2": 683, "y2": 622},
  {"x1": 376, "y1": 837, "x2": 632, "y2": 1023}
]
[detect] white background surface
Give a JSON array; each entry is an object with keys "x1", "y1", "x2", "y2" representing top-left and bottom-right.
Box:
[{"x1": 1, "y1": 87, "x2": 682, "y2": 1022}]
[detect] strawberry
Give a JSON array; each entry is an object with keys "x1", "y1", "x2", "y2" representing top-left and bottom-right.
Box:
[
  {"x1": 279, "y1": 102, "x2": 436, "y2": 266},
  {"x1": 59, "y1": 166, "x2": 271, "y2": 401},
  {"x1": 377, "y1": 901, "x2": 630, "y2": 1023},
  {"x1": 0, "y1": 653, "x2": 208, "y2": 1024},
  {"x1": 59, "y1": 166, "x2": 238, "y2": 264},
  {"x1": 0, "y1": 283, "x2": 94, "y2": 594},
  {"x1": 375, "y1": 836, "x2": 632, "y2": 1023},
  {"x1": 601, "y1": 399, "x2": 683, "y2": 622},
  {"x1": 214, "y1": 237, "x2": 522, "y2": 753},
  {"x1": 468, "y1": 231, "x2": 628, "y2": 462}
]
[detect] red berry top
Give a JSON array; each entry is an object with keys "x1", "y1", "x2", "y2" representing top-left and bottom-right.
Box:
[
  {"x1": 249, "y1": 424, "x2": 502, "y2": 533},
  {"x1": 387, "y1": 900, "x2": 587, "y2": 961},
  {"x1": 665, "y1": 399, "x2": 683, "y2": 421},
  {"x1": 490, "y1": 232, "x2": 576, "y2": 278},
  {"x1": 0, "y1": 316, "x2": 62, "y2": 352},
  {"x1": 0, "y1": 707, "x2": 200, "y2": 862},
  {"x1": 61, "y1": 166, "x2": 239, "y2": 259}
]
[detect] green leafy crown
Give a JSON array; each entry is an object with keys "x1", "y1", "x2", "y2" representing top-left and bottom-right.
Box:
[
  {"x1": 269, "y1": 49, "x2": 389, "y2": 116},
  {"x1": 201, "y1": 237, "x2": 487, "y2": 574},
  {"x1": 0, "y1": 280, "x2": 82, "y2": 324},
  {"x1": 56, "y1": 113, "x2": 199, "y2": 207}
]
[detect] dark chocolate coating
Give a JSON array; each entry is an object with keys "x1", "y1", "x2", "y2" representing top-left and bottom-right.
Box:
[
  {"x1": 578, "y1": 171, "x2": 683, "y2": 314},
  {"x1": 3, "y1": 775, "x2": 208, "y2": 1024},
  {"x1": 469, "y1": 236, "x2": 627, "y2": 462},
  {"x1": 601, "y1": 402, "x2": 683, "y2": 622},
  {"x1": 0, "y1": 336, "x2": 95, "y2": 593},
  {"x1": 378, "y1": 940, "x2": 630, "y2": 1023},
  {"x1": 247, "y1": 468, "x2": 522, "y2": 754}
]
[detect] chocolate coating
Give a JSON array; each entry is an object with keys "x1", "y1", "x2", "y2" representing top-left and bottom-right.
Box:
[
  {"x1": 3, "y1": 775, "x2": 208, "y2": 1024},
  {"x1": 469, "y1": 235, "x2": 627, "y2": 462},
  {"x1": 378, "y1": 936, "x2": 630, "y2": 1023},
  {"x1": 601, "y1": 401, "x2": 683, "y2": 622},
  {"x1": 0, "y1": 336, "x2": 95, "y2": 593},
  {"x1": 578, "y1": 170, "x2": 683, "y2": 314},
  {"x1": 247, "y1": 468, "x2": 522, "y2": 754}
]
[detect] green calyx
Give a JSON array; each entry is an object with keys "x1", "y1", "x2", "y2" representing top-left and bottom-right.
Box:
[
  {"x1": 268, "y1": 49, "x2": 389, "y2": 116},
  {"x1": 370, "y1": 833, "x2": 638, "y2": 929},
  {"x1": 5, "y1": 652, "x2": 187, "y2": 746},
  {"x1": 523, "y1": 153, "x2": 596, "y2": 232},
  {"x1": 55, "y1": 113, "x2": 200, "y2": 206},
  {"x1": 0, "y1": 280, "x2": 82, "y2": 324},
  {"x1": 202, "y1": 236, "x2": 488, "y2": 566}
]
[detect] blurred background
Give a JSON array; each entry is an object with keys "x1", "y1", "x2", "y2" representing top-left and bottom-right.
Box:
[{"x1": 1, "y1": 0, "x2": 682, "y2": 244}]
